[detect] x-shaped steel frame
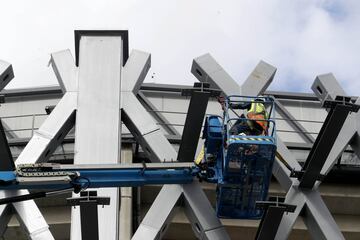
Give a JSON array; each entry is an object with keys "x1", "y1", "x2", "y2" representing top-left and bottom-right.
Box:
[{"x1": 190, "y1": 54, "x2": 351, "y2": 240}]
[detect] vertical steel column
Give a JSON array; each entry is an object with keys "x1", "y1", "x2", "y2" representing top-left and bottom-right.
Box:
[
  {"x1": 255, "y1": 199, "x2": 296, "y2": 240},
  {"x1": 71, "y1": 33, "x2": 123, "y2": 240},
  {"x1": 177, "y1": 83, "x2": 215, "y2": 162},
  {"x1": 67, "y1": 191, "x2": 111, "y2": 240}
]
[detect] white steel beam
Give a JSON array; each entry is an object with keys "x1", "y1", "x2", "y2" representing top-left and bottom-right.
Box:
[
  {"x1": 122, "y1": 50, "x2": 151, "y2": 94},
  {"x1": 50, "y1": 49, "x2": 78, "y2": 93},
  {"x1": 132, "y1": 185, "x2": 183, "y2": 240},
  {"x1": 191, "y1": 53, "x2": 240, "y2": 96},
  {"x1": 303, "y1": 190, "x2": 344, "y2": 240},
  {"x1": 12, "y1": 190, "x2": 54, "y2": 240},
  {"x1": 240, "y1": 60, "x2": 276, "y2": 96},
  {"x1": 183, "y1": 182, "x2": 229, "y2": 240}
]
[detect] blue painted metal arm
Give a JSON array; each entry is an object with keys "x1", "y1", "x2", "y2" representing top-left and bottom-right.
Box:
[{"x1": 0, "y1": 164, "x2": 196, "y2": 191}]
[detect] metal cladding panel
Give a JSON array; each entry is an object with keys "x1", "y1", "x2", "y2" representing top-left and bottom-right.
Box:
[
  {"x1": 0, "y1": 60, "x2": 14, "y2": 90},
  {"x1": 191, "y1": 54, "x2": 240, "y2": 96},
  {"x1": 132, "y1": 184, "x2": 183, "y2": 240},
  {"x1": 311, "y1": 73, "x2": 346, "y2": 102},
  {"x1": 122, "y1": 50, "x2": 151, "y2": 94},
  {"x1": 73, "y1": 36, "x2": 122, "y2": 240},
  {"x1": 15, "y1": 92, "x2": 77, "y2": 164},
  {"x1": 240, "y1": 60, "x2": 276, "y2": 96},
  {"x1": 50, "y1": 50, "x2": 78, "y2": 93}
]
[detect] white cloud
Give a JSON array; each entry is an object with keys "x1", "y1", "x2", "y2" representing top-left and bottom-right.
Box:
[{"x1": 0, "y1": 0, "x2": 359, "y2": 96}]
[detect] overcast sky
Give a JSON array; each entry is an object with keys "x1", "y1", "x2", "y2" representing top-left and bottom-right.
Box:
[{"x1": 1, "y1": 0, "x2": 359, "y2": 95}]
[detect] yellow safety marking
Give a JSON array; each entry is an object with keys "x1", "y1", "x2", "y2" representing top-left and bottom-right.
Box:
[
  {"x1": 230, "y1": 137, "x2": 273, "y2": 142},
  {"x1": 195, "y1": 145, "x2": 205, "y2": 165}
]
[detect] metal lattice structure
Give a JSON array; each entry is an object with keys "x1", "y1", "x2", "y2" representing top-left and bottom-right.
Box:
[{"x1": 0, "y1": 30, "x2": 359, "y2": 240}]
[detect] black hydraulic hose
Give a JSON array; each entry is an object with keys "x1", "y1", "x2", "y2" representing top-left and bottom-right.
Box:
[
  {"x1": 0, "y1": 191, "x2": 46, "y2": 205},
  {"x1": 0, "y1": 188, "x2": 73, "y2": 205}
]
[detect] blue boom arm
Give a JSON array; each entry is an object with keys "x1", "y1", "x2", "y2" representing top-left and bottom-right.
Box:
[{"x1": 0, "y1": 163, "x2": 196, "y2": 191}]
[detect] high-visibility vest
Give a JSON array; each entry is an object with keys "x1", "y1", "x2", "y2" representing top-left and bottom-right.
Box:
[{"x1": 247, "y1": 102, "x2": 268, "y2": 131}]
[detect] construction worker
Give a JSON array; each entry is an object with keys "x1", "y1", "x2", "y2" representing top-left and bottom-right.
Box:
[
  {"x1": 231, "y1": 98, "x2": 269, "y2": 136},
  {"x1": 246, "y1": 98, "x2": 269, "y2": 135}
]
